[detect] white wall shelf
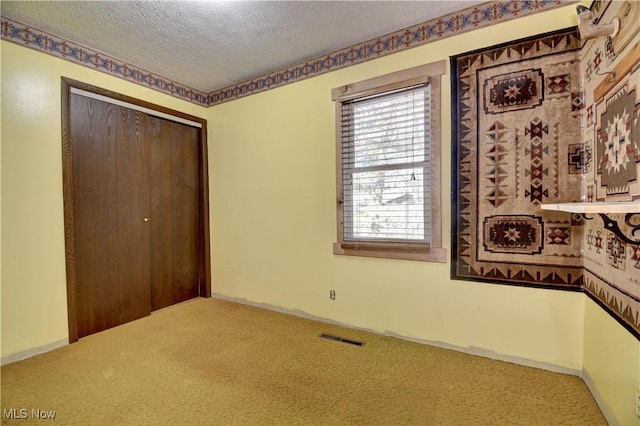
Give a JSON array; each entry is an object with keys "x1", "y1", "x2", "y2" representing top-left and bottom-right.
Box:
[
  {"x1": 541, "y1": 201, "x2": 640, "y2": 214},
  {"x1": 542, "y1": 202, "x2": 640, "y2": 246}
]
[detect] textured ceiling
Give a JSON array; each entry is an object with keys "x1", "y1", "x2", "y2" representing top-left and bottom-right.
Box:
[{"x1": 1, "y1": 1, "x2": 486, "y2": 93}]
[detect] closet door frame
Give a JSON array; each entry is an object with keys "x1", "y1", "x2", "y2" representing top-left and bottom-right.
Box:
[{"x1": 61, "y1": 77, "x2": 211, "y2": 343}]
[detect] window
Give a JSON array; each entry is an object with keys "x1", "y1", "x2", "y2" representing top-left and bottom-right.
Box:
[{"x1": 332, "y1": 61, "x2": 446, "y2": 262}]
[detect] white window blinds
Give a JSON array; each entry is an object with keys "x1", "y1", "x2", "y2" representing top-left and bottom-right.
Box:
[{"x1": 340, "y1": 83, "x2": 431, "y2": 245}]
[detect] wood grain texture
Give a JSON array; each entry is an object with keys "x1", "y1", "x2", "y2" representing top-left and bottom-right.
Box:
[
  {"x1": 62, "y1": 78, "x2": 211, "y2": 339},
  {"x1": 149, "y1": 117, "x2": 200, "y2": 311},
  {"x1": 72, "y1": 95, "x2": 152, "y2": 337}
]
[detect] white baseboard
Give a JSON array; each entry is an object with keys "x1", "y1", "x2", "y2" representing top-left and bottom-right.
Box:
[
  {"x1": 582, "y1": 369, "x2": 618, "y2": 425},
  {"x1": 211, "y1": 293, "x2": 581, "y2": 377},
  {"x1": 1, "y1": 339, "x2": 68, "y2": 366}
]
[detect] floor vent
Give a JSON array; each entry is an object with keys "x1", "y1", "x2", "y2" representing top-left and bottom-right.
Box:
[{"x1": 319, "y1": 333, "x2": 365, "y2": 347}]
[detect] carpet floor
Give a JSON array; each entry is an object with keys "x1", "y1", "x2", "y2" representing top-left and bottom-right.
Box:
[{"x1": 1, "y1": 297, "x2": 605, "y2": 425}]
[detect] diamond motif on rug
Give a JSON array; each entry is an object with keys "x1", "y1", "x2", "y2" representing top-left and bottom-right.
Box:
[
  {"x1": 483, "y1": 215, "x2": 543, "y2": 254},
  {"x1": 547, "y1": 74, "x2": 570, "y2": 94},
  {"x1": 547, "y1": 227, "x2": 571, "y2": 245},
  {"x1": 596, "y1": 87, "x2": 638, "y2": 197},
  {"x1": 483, "y1": 69, "x2": 543, "y2": 115},
  {"x1": 484, "y1": 121, "x2": 510, "y2": 207}
]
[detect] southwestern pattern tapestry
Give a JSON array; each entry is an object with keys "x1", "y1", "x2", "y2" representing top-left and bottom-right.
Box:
[
  {"x1": 581, "y1": 0, "x2": 640, "y2": 339},
  {"x1": 451, "y1": 28, "x2": 583, "y2": 289}
]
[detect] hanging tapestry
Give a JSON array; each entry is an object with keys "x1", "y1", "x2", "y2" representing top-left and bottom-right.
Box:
[
  {"x1": 451, "y1": 28, "x2": 584, "y2": 290},
  {"x1": 581, "y1": 0, "x2": 640, "y2": 339}
]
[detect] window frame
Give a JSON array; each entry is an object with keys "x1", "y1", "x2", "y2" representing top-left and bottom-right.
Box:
[{"x1": 332, "y1": 60, "x2": 446, "y2": 262}]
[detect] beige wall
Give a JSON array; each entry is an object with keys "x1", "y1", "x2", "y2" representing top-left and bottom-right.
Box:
[
  {"x1": 583, "y1": 297, "x2": 639, "y2": 425},
  {"x1": 0, "y1": 40, "x2": 208, "y2": 358},
  {"x1": 208, "y1": 4, "x2": 585, "y2": 371}
]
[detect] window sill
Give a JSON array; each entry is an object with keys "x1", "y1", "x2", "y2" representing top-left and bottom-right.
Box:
[{"x1": 333, "y1": 242, "x2": 446, "y2": 262}]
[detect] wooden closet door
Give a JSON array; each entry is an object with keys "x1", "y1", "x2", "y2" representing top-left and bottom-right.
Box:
[
  {"x1": 71, "y1": 94, "x2": 152, "y2": 338},
  {"x1": 148, "y1": 116, "x2": 201, "y2": 311}
]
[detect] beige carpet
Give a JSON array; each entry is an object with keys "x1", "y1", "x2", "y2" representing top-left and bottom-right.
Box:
[{"x1": 1, "y1": 297, "x2": 605, "y2": 425}]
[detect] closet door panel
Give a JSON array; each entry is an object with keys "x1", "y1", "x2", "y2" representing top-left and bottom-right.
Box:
[
  {"x1": 171, "y1": 123, "x2": 200, "y2": 304},
  {"x1": 113, "y1": 106, "x2": 152, "y2": 323},
  {"x1": 149, "y1": 117, "x2": 200, "y2": 311},
  {"x1": 71, "y1": 94, "x2": 151, "y2": 337},
  {"x1": 148, "y1": 116, "x2": 174, "y2": 311}
]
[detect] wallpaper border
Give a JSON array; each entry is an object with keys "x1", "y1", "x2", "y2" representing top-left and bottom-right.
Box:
[
  {"x1": 1, "y1": 0, "x2": 576, "y2": 107},
  {"x1": 0, "y1": 18, "x2": 210, "y2": 106}
]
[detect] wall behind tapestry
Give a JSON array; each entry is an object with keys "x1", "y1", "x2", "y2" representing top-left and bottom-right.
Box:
[
  {"x1": 451, "y1": 28, "x2": 584, "y2": 290},
  {"x1": 581, "y1": 0, "x2": 640, "y2": 338}
]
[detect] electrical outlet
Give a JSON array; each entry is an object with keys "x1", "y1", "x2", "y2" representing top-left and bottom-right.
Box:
[{"x1": 329, "y1": 289, "x2": 336, "y2": 300}]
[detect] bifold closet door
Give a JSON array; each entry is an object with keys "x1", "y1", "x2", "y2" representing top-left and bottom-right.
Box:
[
  {"x1": 148, "y1": 116, "x2": 201, "y2": 311},
  {"x1": 71, "y1": 94, "x2": 152, "y2": 338},
  {"x1": 70, "y1": 93, "x2": 202, "y2": 338}
]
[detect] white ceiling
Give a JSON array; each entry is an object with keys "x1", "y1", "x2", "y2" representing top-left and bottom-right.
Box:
[{"x1": 1, "y1": 1, "x2": 486, "y2": 93}]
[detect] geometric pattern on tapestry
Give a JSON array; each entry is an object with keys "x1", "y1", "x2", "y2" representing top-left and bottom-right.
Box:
[
  {"x1": 605, "y1": 233, "x2": 626, "y2": 269},
  {"x1": 631, "y1": 245, "x2": 640, "y2": 269},
  {"x1": 547, "y1": 225, "x2": 571, "y2": 245},
  {"x1": 571, "y1": 91, "x2": 586, "y2": 113},
  {"x1": 583, "y1": 270, "x2": 640, "y2": 339},
  {"x1": 451, "y1": 28, "x2": 583, "y2": 289},
  {"x1": 595, "y1": 85, "x2": 640, "y2": 197},
  {"x1": 483, "y1": 215, "x2": 544, "y2": 254},
  {"x1": 567, "y1": 143, "x2": 585, "y2": 174},
  {"x1": 547, "y1": 74, "x2": 571, "y2": 95},
  {"x1": 572, "y1": 0, "x2": 640, "y2": 339},
  {"x1": 521, "y1": 117, "x2": 552, "y2": 205},
  {"x1": 483, "y1": 69, "x2": 544, "y2": 115}
]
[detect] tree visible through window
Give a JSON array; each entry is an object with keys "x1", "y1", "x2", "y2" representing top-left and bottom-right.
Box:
[
  {"x1": 343, "y1": 85, "x2": 429, "y2": 242},
  {"x1": 332, "y1": 61, "x2": 446, "y2": 262}
]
